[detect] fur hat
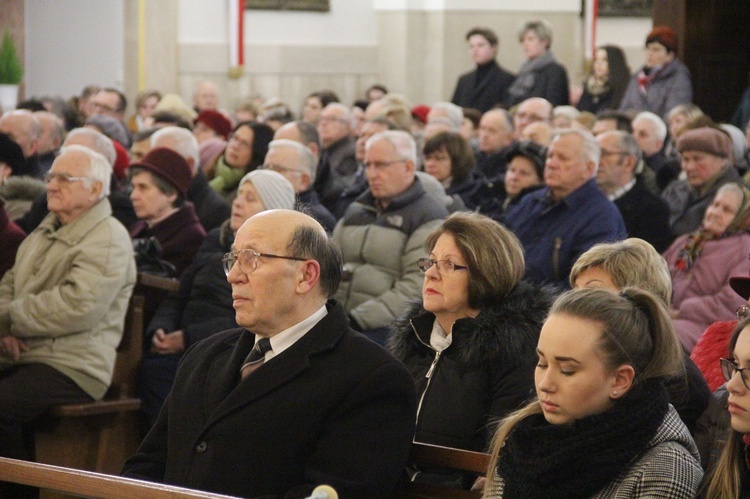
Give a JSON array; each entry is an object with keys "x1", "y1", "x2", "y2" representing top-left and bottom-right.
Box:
[
  {"x1": 131, "y1": 147, "x2": 192, "y2": 198},
  {"x1": 0, "y1": 133, "x2": 25, "y2": 175},
  {"x1": 154, "y1": 94, "x2": 197, "y2": 122},
  {"x1": 677, "y1": 127, "x2": 731, "y2": 159},
  {"x1": 505, "y1": 140, "x2": 547, "y2": 179},
  {"x1": 239, "y1": 169, "x2": 295, "y2": 210},
  {"x1": 85, "y1": 114, "x2": 130, "y2": 147},
  {"x1": 195, "y1": 110, "x2": 232, "y2": 139},
  {"x1": 646, "y1": 26, "x2": 678, "y2": 53}
]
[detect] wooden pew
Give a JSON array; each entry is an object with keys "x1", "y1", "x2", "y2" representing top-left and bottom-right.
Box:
[
  {"x1": 34, "y1": 274, "x2": 180, "y2": 475},
  {"x1": 395, "y1": 442, "x2": 490, "y2": 499},
  {"x1": 0, "y1": 457, "x2": 238, "y2": 498}
]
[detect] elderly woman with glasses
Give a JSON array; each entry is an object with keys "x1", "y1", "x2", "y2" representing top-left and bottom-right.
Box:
[{"x1": 387, "y1": 212, "x2": 552, "y2": 490}]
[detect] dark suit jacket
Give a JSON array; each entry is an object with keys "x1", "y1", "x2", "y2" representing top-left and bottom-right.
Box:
[
  {"x1": 122, "y1": 300, "x2": 417, "y2": 498},
  {"x1": 451, "y1": 61, "x2": 516, "y2": 113},
  {"x1": 614, "y1": 180, "x2": 673, "y2": 253}
]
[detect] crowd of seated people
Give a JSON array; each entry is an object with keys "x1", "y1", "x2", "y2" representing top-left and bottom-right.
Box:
[{"x1": 4, "y1": 16, "x2": 750, "y2": 498}]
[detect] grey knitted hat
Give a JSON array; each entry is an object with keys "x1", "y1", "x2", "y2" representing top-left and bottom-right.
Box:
[{"x1": 239, "y1": 169, "x2": 295, "y2": 210}]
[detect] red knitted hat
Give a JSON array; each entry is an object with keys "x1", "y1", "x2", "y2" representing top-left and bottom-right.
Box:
[
  {"x1": 195, "y1": 109, "x2": 232, "y2": 139},
  {"x1": 130, "y1": 147, "x2": 192, "y2": 198},
  {"x1": 646, "y1": 26, "x2": 678, "y2": 53},
  {"x1": 411, "y1": 105, "x2": 431, "y2": 125}
]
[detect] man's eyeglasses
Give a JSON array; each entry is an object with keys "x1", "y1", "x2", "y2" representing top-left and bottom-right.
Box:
[
  {"x1": 721, "y1": 358, "x2": 750, "y2": 390},
  {"x1": 417, "y1": 258, "x2": 468, "y2": 275},
  {"x1": 737, "y1": 305, "x2": 750, "y2": 321},
  {"x1": 261, "y1": 164, "x2": 304, "y2": 176},
  {"x1": 43, "y1": 172, "x2": 94, "y2": 185},
  {"x1": 222, "y1": 249, "x2": 307, "y2": 275}
]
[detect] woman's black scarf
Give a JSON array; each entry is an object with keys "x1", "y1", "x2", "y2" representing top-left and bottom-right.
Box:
[{"x1": 496, "y1": 378, "x2": 668, "y2": 498}]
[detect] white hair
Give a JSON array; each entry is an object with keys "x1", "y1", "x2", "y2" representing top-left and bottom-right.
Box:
[
  {"x1": 634, "y1": 112, "x2": 668, "y2": 142},
  {"x1": 365, "y1": 130, "x2": 417, "y2": 164},
  {"x1": 64, "y1": 128, "x2": 116, "y2": 166},
  {"x1": 268, "y1": 139, "x2": 317, "y2": 182},
  {"x1": 57, "y1": 144, "x2": 112, "y2": 199},
  {"x1": 429, "y1": 102, "x2": 464, "y2": 132},
  {"x1": 151, "y1": 126, "x2": 200, "y2": 173},
  {"x1": 554, "y1": 128, "x2": 601, "y2": 167}
]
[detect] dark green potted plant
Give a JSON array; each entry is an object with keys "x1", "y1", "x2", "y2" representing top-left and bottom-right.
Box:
[{"x1": 0, "y1": 30, "x2": 23, "y2": 111}]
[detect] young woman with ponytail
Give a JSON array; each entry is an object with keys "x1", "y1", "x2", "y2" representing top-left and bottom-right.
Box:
[{"x1": 483, "y1": 287, "x2": 703, "y2": 498}]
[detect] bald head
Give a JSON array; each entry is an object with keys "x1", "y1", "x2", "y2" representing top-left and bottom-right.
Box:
[
  {"x1": 514, "y1": 98, "x2": 552, "y2": 137},
  {"x1": 229, "y1": 209, "x2": 341, "y2": 335},
  {"x1": 0, "y1": 110, "x2": 41, "y2": 158}
]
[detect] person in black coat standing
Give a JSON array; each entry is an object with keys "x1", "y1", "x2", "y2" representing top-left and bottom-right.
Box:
[
  {"x1": 123, "y1": 209, "x2": 417, "y2": 498},
  {"x1": 451, "y1": 27, "x2": 516, "y2": 113}
]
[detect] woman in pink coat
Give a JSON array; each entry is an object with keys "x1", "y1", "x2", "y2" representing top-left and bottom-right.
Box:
[{"x1": 664, "y1": 182, "x2": 750, "y2": 353}]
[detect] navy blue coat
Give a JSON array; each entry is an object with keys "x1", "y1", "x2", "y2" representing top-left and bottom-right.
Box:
[{"x1": 505, "y1": 179, "x2": 626, "y2": 290}]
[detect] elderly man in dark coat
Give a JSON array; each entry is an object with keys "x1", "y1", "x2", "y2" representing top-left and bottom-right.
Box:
[{"x1": 122, "y1": 209, "x2": 417, "y2": 498}]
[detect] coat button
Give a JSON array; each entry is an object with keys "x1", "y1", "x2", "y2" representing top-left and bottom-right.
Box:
[{"x1": 196, "y1": 441, "x2": 207, "y2": 453}]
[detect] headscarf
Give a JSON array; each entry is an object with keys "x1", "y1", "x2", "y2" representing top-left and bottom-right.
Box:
[{"x1": 675, "y1": 183, "x2": 750, "y2": 270}]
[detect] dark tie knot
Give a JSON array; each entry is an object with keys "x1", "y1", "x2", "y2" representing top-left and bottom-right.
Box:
[{"x1": 242, "y1": 337, "x2": 272, "y2": 368}]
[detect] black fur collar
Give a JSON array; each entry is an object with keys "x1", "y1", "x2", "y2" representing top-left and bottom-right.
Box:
[{"x1": 388, "y1": 281, "x2": 553, "y2": 369}]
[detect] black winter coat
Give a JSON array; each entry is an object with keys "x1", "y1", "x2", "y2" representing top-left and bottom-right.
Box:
[{"x1": 387, "y1": 281, "x2": 552, "y2": 453}]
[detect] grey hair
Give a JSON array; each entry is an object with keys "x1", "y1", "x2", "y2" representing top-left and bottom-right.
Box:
[
  {"x1": 268, "y1": 139, "x2": 318, "y2": 182},
  {"x1": 323, "y1": 102, "x2": 353, "y2": 128},
  {"x1": 151, "y1": 126, "x2": 200, "y2": 174},
  {"x1": 430, "y1": 102, "x2": 464, "y2": 132},
  {"x1": 634, "y1": 112, "x2": 667, "y2": 142},
  {"x1": 64, "y1": 128, "x2": 117, "y2": 167},
  {"x1": 716, "y1": 182, "x2": 745, "y2": 203},
  {"x1": 518, "y1": 19, "x2": 554, "y2": 47},
  {"x1": 365, "y1": 130, "x2": 417, "y2": 164},
  {"x1": 606, "y1": 130, "x2": 643, "y2": 163},
  {"x1": 57, "y1": 144, "x2": 111, "y2": 199}
]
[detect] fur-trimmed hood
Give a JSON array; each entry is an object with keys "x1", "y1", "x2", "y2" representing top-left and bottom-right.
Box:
[
  {"x1": 388, "y1": 281, "x2": 553, "y2": 369},
  {"x1": 0, "y1": 175, "x2": 47, "y2": 201}
]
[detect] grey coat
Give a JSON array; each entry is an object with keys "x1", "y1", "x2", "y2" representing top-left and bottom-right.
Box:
[
  {"x1": 332, "y1": 178, "x2": 448, "y2": 330},
  {"x1": 661, "y1": 165, "x2": 742, "y2": 237},
  {"x1": 619, "y1": 58, "x2": 693, "y2": 121}
]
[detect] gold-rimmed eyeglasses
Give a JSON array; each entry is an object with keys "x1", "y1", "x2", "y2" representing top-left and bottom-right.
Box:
[{"x1": 222, "y1": 249, "x2": 306, "y2": 275}]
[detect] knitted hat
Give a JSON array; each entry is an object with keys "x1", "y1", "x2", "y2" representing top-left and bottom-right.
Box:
[
  {"x1": 411, "y1": 105, "x2": 431, "y2": 125},
  {"x1": 195, "y1": 110, "x2": 232, "y2": 139},
  {"x1": 239, "y1": 169, "x2": 295, "y2": 210},
  {"x1": 131, "y1": 147, "x2": 192, "y2": 198},
  {"x1": 199, "y1": 137, "x2": 227, "y2": 171},
  {"x1": 646, "y1": 26, "x2": 678, "y2": 53},
  {"x1": 505, "y1": 140, "x2": 547, "y2": 179},
  {"x1": 0, "y1": 133, "x2": 25, "y2": 175},
  {"x1": 676, "y1": 127, "x2": 731, "y2": 159}
]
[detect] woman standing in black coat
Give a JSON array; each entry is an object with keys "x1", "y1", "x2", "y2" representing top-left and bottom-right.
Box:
[{"x1": 387, "y1": 212, "x2": 552, "y2": 488}]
